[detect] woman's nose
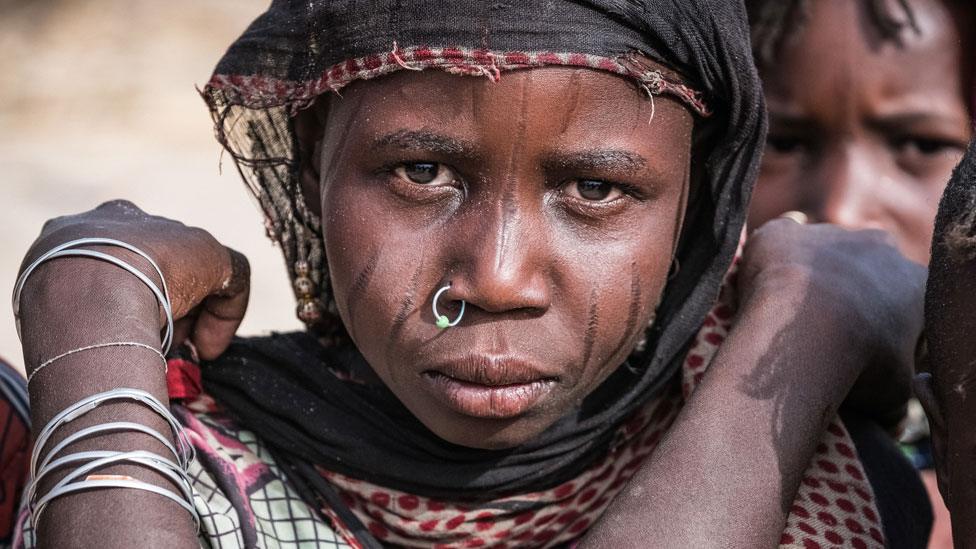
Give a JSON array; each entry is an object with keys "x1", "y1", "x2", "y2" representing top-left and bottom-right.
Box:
[{"x1": 446, "y1": 207, "x2": 551, "y2": 315}]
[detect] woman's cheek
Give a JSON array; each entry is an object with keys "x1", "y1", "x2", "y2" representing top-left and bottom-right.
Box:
[
  {"x1": 572, "y1": 246, "x2": 668, "y2": 388},
  {"x1": 322, "y1": 184, "x2": 397, "y2": 335}
]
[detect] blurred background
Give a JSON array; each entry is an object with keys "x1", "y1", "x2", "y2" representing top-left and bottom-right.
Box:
[{"x1": 0, "y1": 0, "x2": 301, "y2": 374}]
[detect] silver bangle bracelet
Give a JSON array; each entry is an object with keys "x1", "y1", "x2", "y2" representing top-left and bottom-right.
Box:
[
  {"x1": 36, "y1": 421, "x2": 182, "y2": 477},
  {"x1": 31, "y1": 388, "x2": 193, "y2": 478},
  {"x1": 12, "y1": 237, "x2": 174, "y2": 354},
  {"x1": 27, "y1": 389, "x2": 200, "y2": 533},
  {"x1": 33, "y1": 479, "x2": 199, "y2": 532},
  {"x1": 31, "y1": 450, "x2": 199, "y2": 531},
  {"x1": 29, "y1": 449, "x2": 195, "y2": 514}
]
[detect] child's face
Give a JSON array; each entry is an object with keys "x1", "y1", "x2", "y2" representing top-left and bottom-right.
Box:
[
  {"x1": 748, "y1": 0, "x2": 972, "y2": 263},
  {"x1": 313, "y1": 66, "x2": 693, "y2": 449}
]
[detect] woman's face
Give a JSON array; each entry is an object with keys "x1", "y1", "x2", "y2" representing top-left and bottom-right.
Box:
[
  {"x1": 313, "y1": 66, "x2": 693, "y2": 449},
  {"x1": 748, "y1": 0, "x2": 972, "y2": 263}
]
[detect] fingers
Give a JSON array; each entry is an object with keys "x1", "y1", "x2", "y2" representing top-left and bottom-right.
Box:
[
  {"x1": 190, "y1": 248, "x2": 251, "y2": 360},
  {"x1": 171, "y1": 310, "x2": 199, "y2": 351}
]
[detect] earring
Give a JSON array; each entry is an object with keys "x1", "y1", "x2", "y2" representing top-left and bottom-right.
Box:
[
  {"x1": 432, "y1": 285, "x2": 466, "y2": 329},
  {"x1": 294, "y1": 260, "x2": 323, "y2": 324}
]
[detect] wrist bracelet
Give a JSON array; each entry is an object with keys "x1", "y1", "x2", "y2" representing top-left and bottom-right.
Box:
[
  {"x1": 31, "y1": 388, "x2": 193, "y2": 477},
  {"x1": 32, "y1": 449, "x2": 199, "y2": 531},
  {"x1": 12, "y1": 237, "x2": 174, "y2": 354},
  {"x1": 30, "y1": 449, "x2": 195, "y2": 514},
  {"x1": 27, "y1": 341, "x2": 167, "y2": 385},
  {"x1": 27, "y1": 389, "x2": 199, "y2": 533}
]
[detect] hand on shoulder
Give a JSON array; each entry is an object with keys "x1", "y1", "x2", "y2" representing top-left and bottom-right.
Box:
[{"x1": 18, "y1": 199, "x2": 250, "y2": 360}]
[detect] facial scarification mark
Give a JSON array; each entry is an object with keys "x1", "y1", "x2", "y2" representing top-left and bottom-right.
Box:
[
  {"x1": 346, "y1": 248, "x2": 381, "y2": 336},
  {"x1": 390, "y1": 260, "x2": 425, "y2": 342},
  {"x1": 322, "y1": 95, "x2": 365, "y2": 191},
  {"x1": 582, "y1": 288, "x2": 600, "y2": 367},
  {"x1": 351, "y1": 250, "x2": 381, "y2": 300},
  {"x1": 558, "y1": 70, "x2": 583, "y2": 135},
  {"x1": 613, "y1": 263, "x2": 643, "y2": 353},
  {"x1": 496, "y1": 76, "x2": 530, "y2": 272}
]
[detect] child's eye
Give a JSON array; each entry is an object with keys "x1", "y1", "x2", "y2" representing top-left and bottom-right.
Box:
[
  {"x1": 893, "y1": 137, "x2": 961, "y2": 157},
  {"x1": 562, "y1": 179, "x2": 623, "y2": 202},
  {"x1": 766, "y1": 134, "x2": 808, "y2": 155},
  {"x1": 395, "y1": 162, "x2": 456, "y2": 186}
]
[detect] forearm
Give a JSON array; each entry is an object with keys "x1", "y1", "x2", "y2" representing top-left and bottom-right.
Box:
[
  {"x1": 20, "y1": 259, "x2": 197, "y2": 548},
  {"x1": 584, "y1": 284, "x2": 863, "y2": 547}
]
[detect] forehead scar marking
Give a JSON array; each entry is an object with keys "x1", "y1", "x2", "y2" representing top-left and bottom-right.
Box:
[
  {"x1": 582, "y1": 288, "x2": 600, "y2": 368},
  {"x1": 322, "y1": 95, "x2": 366, "y2": 188},
  {"x1": 613, "y1": 263, "x2": 643, "y2": 354},
  {"x1": 496, "y1": 76, "x2": 530, "y2": 271},
  {"x1": 345, "y1": 248, "x2": 382, "y2": 338},
  {"x1": 558, "y1": 70, "x2": 583, "y2": 135}
]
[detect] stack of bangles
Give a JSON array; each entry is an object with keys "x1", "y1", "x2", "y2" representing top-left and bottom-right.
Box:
[{"x1": 11, "y1": 238, "x2": 199, "y2": 531}]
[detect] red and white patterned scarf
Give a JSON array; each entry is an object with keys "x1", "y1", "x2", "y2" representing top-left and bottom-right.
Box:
[{"x1": 307, "y1": 250, "x2": 885, "y2": 549}]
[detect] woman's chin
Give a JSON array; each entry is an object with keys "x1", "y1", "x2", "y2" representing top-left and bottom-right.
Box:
[
  {"x1": 434, "y1": 426, "x2": 543, "y2": 450},
  {"x1": 416, "y1": 409, "x2": 558, "y2": 450}
]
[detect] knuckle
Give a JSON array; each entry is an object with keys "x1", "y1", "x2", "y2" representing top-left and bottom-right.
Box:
[
  {"x1": 229, "y1": 248, "x2": 251, "y2": 276},
  {"x1": 186, "y1": 225, "x2": 220, "y2": 247},
  {"x1": 39, "y1": 214, "x2": 69, "y2": 233},
  {"x1": 95, "y1": 199, "x2": 143, "y2": 213}
]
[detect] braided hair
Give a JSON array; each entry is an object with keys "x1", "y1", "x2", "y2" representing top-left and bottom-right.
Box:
[{"x1": 746, "y1": 0, "x2": 919, "y2": 70}]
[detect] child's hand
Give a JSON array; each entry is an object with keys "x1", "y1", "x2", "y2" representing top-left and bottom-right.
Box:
[
  {"x1": 741, "y1": 218, "x2": 925, "y2": 429},
  {"x1": 18, "y1": 199, "x2": 251, "y2": 360}
]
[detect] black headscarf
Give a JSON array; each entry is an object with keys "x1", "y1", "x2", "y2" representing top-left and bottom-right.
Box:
[{"x1": 200, "y1": 0, "x2": 765, "y2": 500}]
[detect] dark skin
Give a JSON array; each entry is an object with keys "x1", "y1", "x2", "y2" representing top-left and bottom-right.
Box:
[
  {"x1": 18, "y1": 204, "x2": 248, "y2": 548},
  {"x1": 917, "y1": 151, "x2": 976, "y2": 547},
  {"x1": 583, "y1": 220, "x2": 924, "y2": 547},
  {"x1": 17, "y1": 65, "x2": 923, "y2": 547},
  {"x1": 748, "y1": 2, "x2": 972, "y2": 542},
  {"x1": 919, "y1": 261, "x2": 976, "y2": 547},
  {"x1": 748, "y1": 0, "x2": 972, "y2": 264},
  {"x1": 311, "y1": 67, "x2": 690, "y2": 448}
]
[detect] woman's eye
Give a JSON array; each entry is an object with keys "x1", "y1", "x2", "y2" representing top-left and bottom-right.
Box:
[
  {"x1": 395, "y1": 162, "x2": 456, "y2": 186},
  {"x1": 562, "y1": 179, "x2": 623, "y2": 202}
]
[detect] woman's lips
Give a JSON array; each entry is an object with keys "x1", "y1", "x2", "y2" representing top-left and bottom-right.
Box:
[
  {"x1": 420, "y1": 356, "x2": 558, "y2": 418},
  {"x1": 422, "y1": 372, "x2": 555, "y2": 418}
]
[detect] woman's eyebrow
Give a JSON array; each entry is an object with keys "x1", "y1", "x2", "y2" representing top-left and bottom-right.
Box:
[
  {"x1": 542, "y1": 149, "x2": 648, "y2": 174},
  {"x1": 370, "y1": 129, "x2": 476, "y2": 156}
]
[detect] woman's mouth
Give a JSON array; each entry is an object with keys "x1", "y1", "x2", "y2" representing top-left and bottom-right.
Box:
[{"x1": 420, "y1": 357, "x2": 558, "y2": 418}]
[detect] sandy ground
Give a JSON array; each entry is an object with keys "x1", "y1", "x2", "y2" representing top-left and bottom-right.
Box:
[{"x1": 0, "y1": 0, "x2": 302, "y2": 374}]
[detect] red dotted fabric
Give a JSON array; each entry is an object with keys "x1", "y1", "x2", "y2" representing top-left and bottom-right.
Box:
[{"x1": 316, "y1": 239, "x2": 884, "y2": 549}]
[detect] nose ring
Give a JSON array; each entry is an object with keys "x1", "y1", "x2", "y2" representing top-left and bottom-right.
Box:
[{"x1": 432, "y1": 285, "x2": 465, "y2": 329}]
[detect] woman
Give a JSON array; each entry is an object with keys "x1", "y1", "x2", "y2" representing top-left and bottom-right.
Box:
[{"x1": 12, "y1": 1, "x2": 926, "y2": 547}]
